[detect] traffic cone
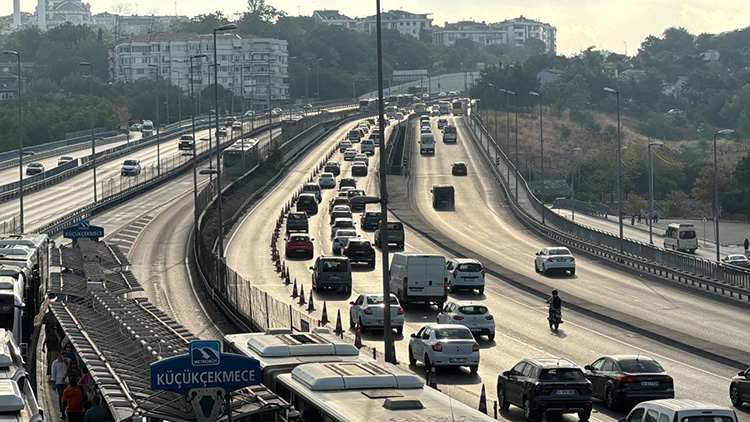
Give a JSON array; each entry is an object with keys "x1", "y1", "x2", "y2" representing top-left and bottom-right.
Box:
[
  {"x1": 478, "y1": 384, "x2": 488, "y2": 414},
  {"x1": 291, "y1": 279, "x2": 298, "y2": 298},
  {"x1": 285, "y1": 267, "x2": 290, "y2": 282},
  {"x1": 307, "y1": 290, "x2": 315, "y2": 311},
  {"x1": 354, "y1": 323, "x2": 363, "y2": 348},
  {"x1": 298, "y1": 285, "x2": 306, "y2": 305},
  {"x1": 541, "y1": 411, "x2": 547, "y2": 422},
  {"x1": 427, "y1": 366, "x2": 438, "y2": 390},
  {"x1": 281, "y1": 261, "x2": 286, "y2": 276},
  {"x1": 284, "y1": 271, "x2": 291, "y2": 285},
  {"x1": 320, "y1": 301, "x2": 329, "y2": 324},
  {"x1": 334, "y1": 310, "x2": 343, "y2": 334}
]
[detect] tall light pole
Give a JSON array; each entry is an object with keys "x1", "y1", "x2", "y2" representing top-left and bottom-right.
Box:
[
  {"x1": 79, "y1": 62, "x2": 97, "y2": 202},
  {"x1": 529, "y1": 91, "x2": 545, "y2": 225},
  {"x1": 648, "y1": 141, "x2": 664, "y2": 244},
  {"x1": 148, "y1": 64, "x2": 161, "y2": 176},
  {"x1": 267, "y1": 50, "x2": 276, "y2": 145},
  {"x1": 713, "y1": 129, "x2": 734, "y2": 261},
  {"x1": 315, "y1": 58, "x2": 322, "y2": 103},
  {"x1": 190, "y1": 53, "x2": 207, "y2": 238},
  {"x1": 500, "y1": 88, "x2": 515, "y2": 183},
  {"x1": 603, "y1": 87, "x2": 623, "y2": 252},
  {"x1": 570, "y1": 147, "x2": 582, "y2": 221},
  {"x1": 4, "y1": 50, "x2": 24, "y2": 232},
  {"x1": 172, "y1": 70, "x2": 182, "y2": 128},
  {"x1": 213, "y1": 23, "x2": 237, "y2": 261}
]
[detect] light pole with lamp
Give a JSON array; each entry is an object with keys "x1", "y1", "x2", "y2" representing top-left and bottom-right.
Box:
[
  {"x1": 4, "y1": 50, "x2": 24, "y2": 232},
  {"x1": 172, "y1": 70, "x2": 182, "y2": 128},
  {"x1": 499, "y1": 88, "x2": 515, "y2": 183},
  {"x1": 570, "y1": 147, "x2": 582, "y2": 221},
  {"x1": 79, "y1": 62, "x2": 98, "y2": 202},
  {"x1": 647, "y1": 141, "x2": 664, "y2": 244},
  {"x1": 603, "y1": 87, "x2": 623, "y2": 252},
  {"x1": 267, "y1": 50, "x2": 276, "y2": 145},
  {"x1": 189, "y1": 53, "x2": 207, "y2": 237},
  {"x1": 148, "y1": 64, "x2": 162, "y2": 176},
  {"x1": 315, "y1": 58, "x2": 322, "y2": 103},
  {"x1": 529, "y1": 90, "x2": 545, "y2": 224},
  {"x1": 713, "y1": 129, "x2": 734, "y2": 261}
]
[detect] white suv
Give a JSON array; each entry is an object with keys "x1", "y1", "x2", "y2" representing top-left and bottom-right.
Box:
[
  {"x1": 436, "y1": 301, "x2": 495, "y2": 341},
  {"x1": 408, "y1": 324, "x2": 480, "y2": 373},
  {"x1": 622, "y1": 400, "x2": 737, "y2": 422},
  {"x1": 446, "y1": 258, "x2": 486, "y2": 294},
  {"x1": 349, "y1": 293, "x2": 404, "y2": 333}
]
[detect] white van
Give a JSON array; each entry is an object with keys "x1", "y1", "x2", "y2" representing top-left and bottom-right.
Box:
[
  {"x1": 141, "y1": 120, "x2": 154, "y2": 136},
  {"x1": 389, "y1": 253, "x2": 447, "y2": 308},
  {"x1": 420, "y1": 131, "x2": 435, "y2": 154},
  {"x1": 360, "y1": 139, "x2": 375, "y2": 156},
  {"x1": 663, "y1": 223, "x2": 698, "y2": 253},
  {"x1": 620, "y1": 400, "x2": 738, "y2": 422}
]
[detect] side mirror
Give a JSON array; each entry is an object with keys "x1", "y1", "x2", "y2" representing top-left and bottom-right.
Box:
[
  {"x1": 349, "y1": 301, "x2": 355, "y2": 305},
  {"x1": 739, "y1": 370, "x2": 746, "y2": 377},
  {"x1": 502, "y1": 370, "x2": 510, "y2": 377},
  {"x1": 410, "y1": 333, "x2": 416, "y2": 338},
  {"x1": 309, "y1": 266, "x2": 314, "y2": 270},
  {"x1": 535, "y1": 252, "x2": 539, "y2": 256},
  {"x1": 584, "y1": 365, "x2": 592, "y2": 371},
  {"x1": 311, "y1": 238, "x2": 315, "y2": 241}
]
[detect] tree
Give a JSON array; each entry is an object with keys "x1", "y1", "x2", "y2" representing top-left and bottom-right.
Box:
[
  {"x1": 664, "y1": 189, "x2": 690, "y2": 217},
  {"x1": 624, "y1": 192, "x2": 647, "y2": 215},
  {"x1": 691, "y1": 166, "x2": 728, "y2": 205}
]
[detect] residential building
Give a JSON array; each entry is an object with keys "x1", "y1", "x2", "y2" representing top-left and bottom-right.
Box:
[
  {"x1": 0, "y1": 71, "x2": 26, "y2": 101},
  {"x1": 92, "y1": 12, "x2": 189, "y2": 38},
  {"x1": 617, "y1": 68, "x2": 646, "y2": 79},
  {"x1": 662, "y1": 76, "x2": 688, "y2": 98},
  {"x1": 432, "y1": 21, "x2": 504, "y2": 46},
  {"x1": 311, "y1": 10, "x2": 356, "y2": 30},
  {"x1": 355, "y1": 10, "x2": 432, "y2": 38},
  {"x1": 433, "y1": 16, "x2": 556, "y2": 53},
  {"x1": 109, "y1": 33, "x2": 289, "y2": 110},
  {"x1": 489, "y1": 16, "x2": 556, "y2": 53}
]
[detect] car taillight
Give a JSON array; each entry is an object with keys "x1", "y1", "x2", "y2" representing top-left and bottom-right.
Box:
[
  {"x1": 344, "y1": 247, "x2": 351, "y2": 254},
  {"x1": 363, "y1": 308, "x2": 372, "y2": 315},
  {"x1": 661, "y1": 376, "x2": 673, "y2": 383},
  {"x1": 485, "y1": 315, "x2": 494, "y2": 320},
  {"x1": 452, "y1": 269, "x2": 458, "y2": 278},
  {"x1": 570, "y1": 257, "x2": 575, "y2": 261},
  {"x1": 431, "y1": 343, "x2": 443, "y2": 352},
  {"x1": 367, "y1": 248, "x2": 374, "y2": 254},
  {"x1": 481, "y1": 268, "x2": 486, "y2": 276},
  {"x1": 546, "y1": 258, "x2": 553, "y2": 262},
  {"x1": 472, "y1": 343, "x2": 480, "y2": 352},
  {"x1": 617, "y1": 376, "x2": 638, "y2": 383},
  {"x1": 452, "y1": 315, "x2": 464, "y2": 321},
  {"x1": 397, "y1": 307, "x2": 404, "y2": 315}
]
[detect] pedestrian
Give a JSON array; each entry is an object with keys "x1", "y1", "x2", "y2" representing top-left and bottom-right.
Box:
[
  {"x1": 45, "y1": 325, "x2": 62, "y2": 376},
  {"x1": 84, "y1": 396, "x2": 107, "y2": 422},
  {"x1": 744, "y1": 238, "x2": 749, "y2": 251},
  {"x1": 50, "y1": 351, "x2": 69, "y2": 419},
  {"x1": 637, "y1": 213, "x2": 642, "y2": 224},
  {"x1": 64, "y1": 343, "x2": 78, "y2": 364},
  {"x1": 631, "y1": 214, "x2": 635, "y2": 225},
  {"x1": 64, "y1": 360, "x2": 83, "y2": 385},
  {"x1": 62, "y1": 376, "x2": 88, "y2": 422}
]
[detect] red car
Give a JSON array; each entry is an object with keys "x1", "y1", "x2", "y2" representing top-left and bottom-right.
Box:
[
  {"x1": 324, "y1": 161, "x2": 341, "y2": 176},
  {"x1": 285, "y1": 234, "x2": 314, "y2": 258},
  {"x1": 452, "y1": 161, "x2": 467, "y2": 176}
]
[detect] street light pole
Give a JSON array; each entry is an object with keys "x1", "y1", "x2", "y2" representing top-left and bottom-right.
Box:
[
  {"x1": 603, "y1": 87, "x2": 623, "y2": 252},
  {"x1": 511, "y1": 91, "x2": 519, "y2": 200},
  {"x1": 148, "y1": 64, "x2": 161, "y2": 176},
  {"x1": 529, "y1": 91, "x2": 545, "y2": 224},
  {"x1": 647, "y1": 141, "x2": 664, "y2": 244},
  {"x1": 267, "y1": 50, "x2": 274, "y2": 145},
  {"x1": 4, "y1": 50, "x2": 23, "y2": 232},
  {"x1": 571, "y1": 147, "x2": 582, "y2": 221},
  {"x1": 80, "y1": 62, "x2": 97, "y2": 202},
  {"x1": 713, "y1": 129, "x2": 735, "y2": 261},
  {"x1": 500, "y1": 88, "x2": 515, "y2": 183},
  {"x1": 190, "y1": 53, "x2": 207, "y2": 238},
  {"x1": 172, "y1": 71, "x2": 182, "y2": 128}
]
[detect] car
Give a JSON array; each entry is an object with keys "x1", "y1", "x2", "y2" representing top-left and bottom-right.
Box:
[
  {"x1": 437, "y1": 118, "x2": 448, "y2": 129},
  {"x1": 25, "y1": 162, "x2": 44, "y2": 175},
  {"x1": 408, "y1": 324, "x2": 479, "y2": 373},
  {"x1": 584, "y1": 355, "x2": 674, "y2": 409},
  {"x1": 353, "y1": 153, "x2": 369, "y2": 167},
  {"x1": 342, "y1": 238, "x2": 376, "y2": 268},
  {"x1": 338, "y1": 188, "x2": 353, "y2": 197},
  {"x1": 438, "y1": 92, "x2": 447, "y2": 97},
  {"x1": 730, "y1": 366, "x2": 750, "y2": 407},
  {"x1": 534, "y1": 246, "x2": 576, "y2": 275},
  {"x1": 343, "y1": 148, "x2": 358, "y2": 161},
  {"x1": 324, "y1": 161, "x2": 341, "y2": 176},
  {"x1": 232, "y1": 121, "x2": 243, "y2": 130},
  {"x1": 329, "y1": 196, "x2": 350, "y2": 211},
  {"x1": 497, "y1": 358, "x2": 593, "y2": 421},
  {"x1": 303, "y1": 104, "x2": 313, "y2": 111},
  {"x1": 360, "y1": 211, "x2": 381, "y2": 230},
  {"x1": 346, "y1": 189, "x2": 366, "y2": 212},
  {"x1": 330, "y1": 205, "x2": 353, "y2": 225},
  {"x1": 331, "y1": 218, "x2": 356, "y2": 238},
  {"x1": 178, "y1": 134, "x2": 195, "y2": 150},
  {"x1": 358, "y1": 124, "x2": 370, "y2": 134},
  {"x1": 722, "y1": 254, "x2": 750, "y2": 268},
  {"x1": 286, "y1": 211, "x2": 309, "y2": 234},
  {"x1": 351, "y1": 163, "x2": 368, "y2": 177},
  {"x1": 436, "y1": 301, "x2": 495, "y2": 341},
  {"x1": 244, "y1": 110, "x2": 256, "y2": 118},
  {"x1": 318, "y1": 173, "x2": 336, "y2": 189},
  {"x1": 451, "y1": 162, "x2": 467, "y2": 176},
  {"x1": 57, "y1": 156, "x2": 74, "y2": 166},
  {"x1": 332, "y1": 229, "x2": 359, "y2": 255},
  {"x1": 375, "y1": 221, "x2": 405, "y2": 249},
  {"x1": 446, "y1": 258, "x2": 485, "y2": 294},
  {"x1": 349, "y1": 293, "x2": 404, "y2": 333},
  {"x1": 310, "y1": 256, "x2": 352, "y2": 293},
  {"x1": 339, "y1": 178, "x2": 357, "y2": 191},
  {"x1": 360, "y1": 140, "x2": 375, "y2": 156},
  {"x1": 348, "y1": 129, "x2": 363, "y2": 142},
  {"x1": 218, "y1": 127, "x2": 228, "y2": 137},
  {"x1": 285, "y1": 234, "x2": 314, "y2": 259},
  {"x1": 225, "y1": 117, "x2": 236, "y2": 126},
  {"x1": 302, "y1": 183, "x2": 322, "y2": 202},
  {"x1": 431, "y1": 184, "x2": 455, "y2": 208},
  {"x1": 296, "y1": 193, "x2": 319, "y2": 215},
  {"x1": 396, "y1": 112, "x2": 404, "y2": 120},
  {"x1": 271, "y1": 107, "x2": 283, "y2": 116},
  {"x1": 667, "y1": 108, "x2": 684, "y2": 114},
  {"x1": 623, "y1": 400, "x2": 738, "y2": 422},
  {"x1": 339, "y1": 141, "x2": 353, "y2": 153},
  {"x1": 120, "y1": 158, "x2": 141, "y2": 176},
  {"x1": 129, "y1": 123, "x2": 142, "y2": 131}
]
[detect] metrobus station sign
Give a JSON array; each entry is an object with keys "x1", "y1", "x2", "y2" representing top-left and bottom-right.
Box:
[{"x1": 150, "y1": 340, "x2": 261, "y2": 394}]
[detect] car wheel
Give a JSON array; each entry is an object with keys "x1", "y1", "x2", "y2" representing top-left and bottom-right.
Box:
[
  {"x1": 359, "y1": 318, "x2": 365, "y2": 332},
  {"x1": 396, "y1": 326, "x2": 403, "y2": 335},
  {"x1": 605, "y1": 386, "x2": 618, "y2": 410},
  {"x1": 534, "y1": 261, "x2": 540, "y2": 273},
  {"x1": 349, "y1": 314, "x2": 355, "y2": 329},
  {"x1": 448, "y1": 281, "x2": 455, "y2": 293},
  {"x1": 730, "y1": 383, "x2": 742, "y2": 407},
  {"x1": 469, "y1": 365, "x2": 478, "y2": 374},
  {"x1": 523, "y1": 397, "x2": 536, "y2": 421},
  {"x1": 487, "y1": 332, "x2": 495, "y2": 342},
  {"x1": 424, "y1": 355, "x2": 433, "y2": 372},
  {"x1": 578, "y1": 410, "x2": 591, "y2": 422},
  {"x1": 312, "y1": 279, "x2": 318, "y2": 292},
  {"x1": 478, "y1": 287, "x2": 484, "y2": 295},
  {"x1": 542, "y1": 264, "x2": 548, "y2": 275},
  {"x1": 408, "y1": 346, "x2": 416, "y2": 365},
  {"x1": 569, "y1": 268, "x2": 575, "y2": 275},
  {"x1": 498, "y1": 386, "x2": 510, "y2": 410}
]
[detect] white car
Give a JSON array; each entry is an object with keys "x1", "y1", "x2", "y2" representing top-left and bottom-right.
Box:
[
  {"x1": 343, "y1": 148, "x2": 358, "y2": 161},
  {"x1": 302, "y1": 183, "x2": 322, "y2": 202},
  {"x1": 332, "y1": 229, "x2": 358, "y2": 254},
  {"x1": 349, "y1": 293, "x2": 404, "y2": 333},
  {"x1": 120, "y1": 158, "x2": 141, "y2": 176},
  {"x1": 329, "y1": 205, "x2": 353, "y2": 224},
  {"x1": 446, "y1": 258, "x2": 485, "y2": 294},
  {"x1": 534, "y1": 246, "x2": 576, "y2": 275},
  {"x1": 244, "y1": 110, "x2": 256, "y2": 118},
  {"x1": 353, "y1": 153, "x2": 369, "y2": 167},
  {"x1": 25, "y1": 162, "x2": 45, "y2": 175},
  {"x1": 331, "y1": 218, "x2": 356, "y2": 238},
  {"x1": 339, "y1": 141, "x2": 352, "y2": 152},
  {"x1": 318, "y1": 173, "x2": 336, "y2": 189},
  {"x1": 436, "y1": 301, "x2": 495, "y2": 341},
  {"x1": 408, "y1": 324, "x2": 480, "y2": 373},
  {"x1": 57, "y1": 156, "x2": 74, "y2": 166},
  {"x1": 232, "y1": 121, "x2": 243, "y2": 130},
  {"x1": 396, "y1": 112, "x2": 404, "y2": 120},
  {"x1": 722, "y1": 254, "x2": 750, "y2": 268}
]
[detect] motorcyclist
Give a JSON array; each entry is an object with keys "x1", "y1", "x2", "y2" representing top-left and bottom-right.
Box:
[{"x1": 547, "y1": 289, "x2": 562, "y2": 320}]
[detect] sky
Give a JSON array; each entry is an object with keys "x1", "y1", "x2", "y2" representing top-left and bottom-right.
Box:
[{"x1": 5, "y1": 0, "x2": 750, "y2": 55}]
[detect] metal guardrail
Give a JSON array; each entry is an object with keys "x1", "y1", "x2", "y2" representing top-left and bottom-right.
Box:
[
  {"x1": 468, "y1": 113, "x2": 750, "y2": 296},
  {"x1": 0, "y1": 133, "x2": 123, "y2": 171}
]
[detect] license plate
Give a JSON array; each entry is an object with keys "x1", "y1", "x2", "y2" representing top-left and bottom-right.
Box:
[
  {"x1": 377, "y1": 320, "x2": 383, "y2": 324},
  {"x1": 296, "y1": 249, "x2": 306, "y2": 252},
  {"x1": 409, "y1": 287, "x2": 423, "y2": 291},
  {"x1": 450, "y1": 358, "x2": 467, "y2": 363},
  {"x1": 470, "y1": 328, "x2": 482, "y2": 332},
  {"x1": 329, "y1": 276, "x2": 340, "y2": 280},
  {"x1": 555, "y1": 389, "x2": 575, "y2": 395},
  {"x1": 641, "y1": 381, "x2": 659, "y2": 387}
]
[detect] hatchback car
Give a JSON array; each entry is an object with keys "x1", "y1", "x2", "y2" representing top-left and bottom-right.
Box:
[
  {"x1": 302, "y1": 183, "x2": 322, "y2": 202},
  {"x1": 57, "y1": 156, "x2": 74, "y2": 166},
  {"x1": 310, "y1": 256, "x2": 352, "y2": 293},
  {"x1": 332, "y1": 229, "x2": 358, "y2": 255},
  {"x1": 437, "y1": 301, "x2": 495, "y2": 341},
  {"x1": 343, "y1": 238, "x2": 376, "y2": 268},
  {"x1": 25, "y1": 162, "x2": 45, "y2": 175},
  {"x1": 120, "y1": 158, "x2": 141, "y2": 176},
  {"x1": 360, "y1": 211, "x2": 381, "y2": 230},
  {"x1": 534, "y1": 247, "x2": 576, "y2": 275},
  {"x1": 722, "y1": 254, "x2": 750, "y2": 269},
  {"x1": 452, "y1": 162, "x2": 468, "y2": 176},
  {"x1": 343, "y1": 148, "x2": 358, "y2": 161},
  {"x1": 584, "y1": 355, "x2": 674, "y2": 409},
  {"x1": 354, "y1": 153, "x2": 369, "y2": 167},
  {"x1": 324, "y1": 161, "x2": 341, "y2": 176},
  {"x1": 339, "y1": 178, "x2": 357, "y2": 191},
  {"x1": 408, "y1": 324, "x2": 480, "y2": 373},
  {"x1": 296, "y1": 193, "x2": 319, "y2": 215},
  {"x1": 349, "y1": 293, "x2": 404, "y2": 333},
  {"x1": 730, "y1": 366, "x2": 750, "y2": 407},
  {"x1": 374, "y1": 221, "x2": 405, "y2": 249},
  {"x1": 285, "y1": 234, "x2": 314, "y2": 258},
  {"x1": 446, "y1": 258, "x2": 485, "y2": 294},
  {"x1": 329, "y1": 205, "x2": 353, "y2": 224},
  {"x1": 351, "y1": 163, "x2": 368, "y2": 177},
  {"x1": 331, "y1": 218, "x2": 356, "y2": 238},
  {"x1": 437, "y1": 118, "x2": 448, "y2": 129},
  {"x1": 497, "y1": 358, "x2": 593, "y2": 421},
  {"x1": 318, "y1": 173, "x2": 336, "y2": 189},
  {"x1": 329, "y1": 196, "x2": 350, "y2": 211},
  {"x1": 339, "y1": 141, "x2": 353, "y2": 153}
]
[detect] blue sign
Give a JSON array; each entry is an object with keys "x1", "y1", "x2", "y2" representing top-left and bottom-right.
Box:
[
  {"x1": 150, "y1": 340, "x2": 261, "y2": 394},
  {"x1": 63, "y1": 220, "x2": 104, "y2": 241}
]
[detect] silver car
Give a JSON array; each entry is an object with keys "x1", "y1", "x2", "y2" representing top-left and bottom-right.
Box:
[
  {"x1": 408, "y1": 324, "x2": 480, "y2": 373},
  {"x1": 436, "y1": 301, "x2": 495, "y2": 341},
  {"x1": 349, "y1": 293, "x2": 404, "y2": 333},
  {"x1": 534, "y1": 246, "x2": 576, "y2": 275},
  {"x1": 332, "y1": 229, "x2": 358, "y2": 255}
]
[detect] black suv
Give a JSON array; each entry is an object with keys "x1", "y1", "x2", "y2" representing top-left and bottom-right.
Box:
[
  {"x1": 286, "y1": 212, "x2": 309, "y2": 234},
  {"x1": 375, "y1": 221, "x2": 405, "y2": 249},
  {"x1": 296, "y1": 193, "x2": 319, "y2": 215},
  {"x1": 339, "y1": 178, "x2": 357, "y2": 191},
  {"x1": 360, "y1": 211, "x2": 381, "y2": 230},
  {"x1": 497, "y1": 358, "x2": 592, "y2": 421},
  {"x1": 342, "y1": 238, "x2": 376, "y2": 268}
]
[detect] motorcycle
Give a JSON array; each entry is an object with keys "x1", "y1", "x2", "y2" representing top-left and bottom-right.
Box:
[{"x1": 546, "y1": 298, "x2": 563, "y2": 332}]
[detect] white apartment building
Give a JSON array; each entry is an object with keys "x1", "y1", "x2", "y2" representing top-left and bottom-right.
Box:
[
  {"x1": 433, "y1": 16, "x2": 557, "y2": 54},
  {"x1": 311, "y1": 10, "x2": 356, "y2": 30},
  {"x1": 312, "y1": 9, "x2": 432, "y2": 38},
  {"x1": 93, "y1": 12, "x2": 189, "y2": 37},
  {"x1": 109, "y1": 33, "x2": 289, "y2": 110}
]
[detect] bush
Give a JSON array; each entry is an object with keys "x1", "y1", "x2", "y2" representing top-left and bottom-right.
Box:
[{"x1": 664, "y1": 189, "x2": 690, "y2": 217}]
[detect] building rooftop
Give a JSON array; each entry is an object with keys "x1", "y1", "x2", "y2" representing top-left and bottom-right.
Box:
[{"x1": 313, "y1": 10, "x2": 353, "y2": 20}]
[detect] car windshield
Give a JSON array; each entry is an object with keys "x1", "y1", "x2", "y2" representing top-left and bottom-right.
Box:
[
  {"x1": 457, "y1": 263, "x2": 483, "y2": 272},
  {"x1": 618, "y1": 359, "x2": 665, "y2": 373},
  {"x1": 539, "y1": 368, "x2": 586, "y2": 382},
  {"x1": 387, "y1": 222, "x2": 403, "y2": 230},
  {"x1": 335, "y1": 220, "x2": 354, "y2": 228},
  {"x1": 321, "y1": 260, "x2": 348, "y2": 272},
  {"x1": 365, "y1": 212, "x2": 381, "y2": 219},
  {"x1": 434, "y1": 328, "x2": 473, "y2": 340},
  {"x1": 290, "y1": 236, "x2": 309, "y2": 242},
  {"x1": 366, "y1": 296, "x2": 398, "y2": 305},
  {"x1": 348, "y1": 240, "x2": 371, "y2": 250},
  {"x1": 303, "y1": 185, "x2": 319, "y2": 191},
  {"x1": 728, "y1": 255, "x2": 747, "y2": 262},
  {"x1": 299, "y1": 196, "x2": 315, "y2": 203},
  {"x1": 681, "y1": 418, "x2": 735, "y2": 422},
  {"x1": 458, "y1": 306, "x2": 487, "y2": 315},
  {"x1": 29, "y1": 163, "x2": 42, "y2": 167},
  {"x1": 548, "y1": 248, "x2": 571, "y2": 256},
  {"x1": 336, "y1": 230, "x2": 356, "y2": 237},
  {"x1": 123, "y1": 160, "x2": 138, "y2": 165},
  {"x1": 288, "y1": 214, "x2": 306, "y2": 221},
  {"x1": 679, "y1": 230, "x2": 696, "y2": 239}
]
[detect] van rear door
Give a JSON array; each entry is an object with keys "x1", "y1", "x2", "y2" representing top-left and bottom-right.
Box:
[{"x1": 407, "y1": 255, "x2": 445, "y2": 299}]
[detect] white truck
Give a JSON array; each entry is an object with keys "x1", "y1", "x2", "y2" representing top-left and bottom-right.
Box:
[
  {"x1": 389, "y1": 253, "x2": 447, "y2": 308},
  {"x1": 420, "y1": 131, "x2": 435, "y2": 154},
  {"x1": 141, "y1": 120, "x2": 154, "y2": 136}
]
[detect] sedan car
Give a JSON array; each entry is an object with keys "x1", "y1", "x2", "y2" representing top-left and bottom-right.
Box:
[
  {"x1": 331, "y1": 218, "x2": 356, "y2": 238},
  {"x1": 408, "y1": 324, "x2": 480, "y2": 373},
  {"x1": 231, "y1": 121, "x2": 243, "y2": 130},
  {"x1": 25, "y1": 162, "x2": 45, "y2": 175},
  {"x1": 318, "y1": 173, "x2": 336, "y2": 189},
  {"x1": 330, "y1": 205, "x2": 353, "y2": 224},
  {"x1": 342, "y1": 238, "x2": 376, "y2": 268},
  {"x1": 57, "y1": 156, "x2": 74, "y2": 166},
  {"x1": 354, "y1": 153, "x2": 369, "y2": 167},
  {"x1": 339, "y1": 141, "x2": 353, "y2": 153},
  {"x1": 343, "y1": 148, "x2": 358, "y2": 161},
  {"x1": 446, "y1": 258, "x2": 485, "y2": 294},
  {"x1": 324, "y1": 161, "x2": 341, "y2": 176},
  {"x1": 332, "y1": 229, "x2": 359, "y2": 255},
  {"x1": 722, "y1": 254, "x2": 750, "y2": 268},
  {"x1": 436, "y1": 301, "x2": 495, "y2": 341},
  {"x1": 349, "y1": 293, "x2": 404, "y2": 333},
  {"x1": 329, "y1": 197, "x2": 350, "y2": 211},
  {"x1": 730, "y1": 366, "x2": 750, "y2": 407},
  {"x1": 360, "y1": 211, "x2": 381, "y2": 230},
  {"x1": 351, "y1": 163, "x2": 368, "y2": 177},
  {"x1": 285, "y1": 234, "x2": 314, "y2": 259},
  {"x1": 584, "y1": 355, "x2": 674, "y2": 409},
  {"x1": 120, "y1": 158, "x2": 141, "y2": 176},
  {"x1": 296, "y1": 193, "x2": 319, "y2": 215},
  {"x1": 217, "y1": 127, "x2": 228, "y2": 137},
  {"x1": 339, "y1": 178, "x2": 356, "y2": 191},
  {"x1": 452, "y1": 161, "x2": 468, "y2": 176},
  {"x1": 534, "y1": 246, "x2": 576, "y2": 275}
]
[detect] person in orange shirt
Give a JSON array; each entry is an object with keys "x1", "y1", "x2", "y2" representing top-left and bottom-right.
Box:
[{"x1": 62, "y1": 376, "x2": 88, "y2": 422}]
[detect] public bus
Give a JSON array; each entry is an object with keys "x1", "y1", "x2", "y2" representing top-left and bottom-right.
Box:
[
  {"x1": 358, "y1": 99, "x2": 378, "y2": 112},
  {"x1": 222, "y1": 138, "x2": 259, "y2": 175},
  {"x1": 452, "y1": 99, "x2": 465, "y2": 116},
  {"x1": 281, "y1": 115, "x2": 305, "y2": 141}
]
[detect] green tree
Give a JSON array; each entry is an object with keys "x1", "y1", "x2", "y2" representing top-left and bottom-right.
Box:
[
  {"x1": 691, "y1": 166, "x2": 728, "y2": 205},
  {"x1": 624, "y1": 192, "x2": 647, "y2": 215},
  {"x1": 664, "y1": 189, "x2": 690, "y2": 217}
]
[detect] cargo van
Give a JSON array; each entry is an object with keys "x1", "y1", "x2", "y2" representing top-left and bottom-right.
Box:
[
  {"x1": 420, "y1": 132, "x2": 435, "y2": 154},
  {"x1": 141, "y1": 120, "x2": 154, "y2": 136},
  {"x1": 389, "y1": 253, "x2": 447, "y2": 308},
  {"x1": 663, "y1": 223, "x2": 698, "y2": 253}
]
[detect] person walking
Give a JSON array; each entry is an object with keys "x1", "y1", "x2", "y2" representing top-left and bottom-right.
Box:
[
  {"x1": 84, "y1": 396, "x2": 108, "y2": 422},
  {"x1": 64, "y1": 360, "x2": 83, "y2": 385},
  {"x1": 62, "y1": 376, "x2": 88, "y2": 422},
  {"x1": 45, "y1": 325, "x2": 62, "y2": 376},
  {"x1": 50, "y1": 351, "x2": 69, "y2": 419},
  {"x1": 744, "y1": 238, "x2": 749, "y2": 252}
]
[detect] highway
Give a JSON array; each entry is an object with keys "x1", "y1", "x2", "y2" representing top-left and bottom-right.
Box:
[{"x1": 223, "y1": 113, "x2": 750, "y2": 421}]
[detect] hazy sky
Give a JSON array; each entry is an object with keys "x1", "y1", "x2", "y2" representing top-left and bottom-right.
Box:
[{"x1": 5, "y1": 1, "x2": 750, "y2": 55}]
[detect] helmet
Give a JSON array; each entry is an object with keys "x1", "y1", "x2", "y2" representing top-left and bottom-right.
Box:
[{"x1": 552, "y1": 289, "x2": 558, "y2": 296}]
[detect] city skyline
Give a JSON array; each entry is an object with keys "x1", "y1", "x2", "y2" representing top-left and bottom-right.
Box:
[{"x1": 4, "y1": 0, "x2": 750, "y2": 55}]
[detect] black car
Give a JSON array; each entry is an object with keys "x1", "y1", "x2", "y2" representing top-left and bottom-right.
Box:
[
  {"x1": 339, "y1": 178, "x2": 357, "y2": 191},
  {"x1": 286, "y1": 212, "x2": 309, "y2": 234},
  {"x1": 324, "y1": 161, "x2": 341, "y2": 176},
  {"x1": 431, "y1": 184, "x2": 455, "y2": 209},
  {"x1": 296, "y1": 193, "x2": 319, "y2": 215},
  {"x1": 375, "y1": 221, "x2": 405, "y2": 249},
  {"x1": 342, "y1": 238, "x2": 376, "y2": 268},
  {"x1": 730, "y1": 366, "x2": 750, "y2": 407},
  {"x1": 352, "y1": 163, "x2": 368, "y2": 177},
  {"x1": 360, "y1": 211, "x2": 381, "y2": 230},
  {"x1": 497, "y1": 358, "x2": 592, "y2": 421},
  {"x1": 347, "y1": 189, "x2": 366, "y2": 212},
  {"x1": 584, "y1": 355, "x2": 674, "y2": 409}
]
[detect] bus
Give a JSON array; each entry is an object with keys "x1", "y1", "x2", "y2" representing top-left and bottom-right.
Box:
[
  {"x1": 452, "y1": 99, "x2": 465, "y2": 116},
  {"x1": 438, "y1": 101, "x2": 451, "y2": 115},
  {"x1": 414, "y1": 103, "x2": 427, "y2": 113},
  {"x1": 282, "y1": 115, "x2": 305, "y2": 141},
  {"x1": 358, "y1": 99, "x2": 378, "y2": 112},
  {"x1": 222, "y1": 138, "x2": 259, "y2": 175}
]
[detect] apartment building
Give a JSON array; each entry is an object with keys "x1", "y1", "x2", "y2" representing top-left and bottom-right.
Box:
[
  {"x1": 433, "y1": 16, "x2": 557, "y2": 54},
  {"x1": 312, "y1": 9, "x2": 432, "y2": 38}
]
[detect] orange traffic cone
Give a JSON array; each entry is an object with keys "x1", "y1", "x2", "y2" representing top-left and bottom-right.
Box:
[
  {"x1": 291, "y1": 278, "x2": 298, "y2": 298},
  {"x1": 320, "y1": 301, "x2": 329, "y2": 324},
  {"x1": 298, "y1": 285, "x2": 306, "y2": 305},
  {"x1": 281, "y1": 261, "x2": 286, "y2": 275},
  {"x1": 307, "y1": 290, "x2": 315, "y2": 311},
  {"x1": 334, "y1": 309, "x2": 343, "y2": 335},
  {"x1": 541, "y1": 411, "x2": 547, "y2": 422},
  {"x1": 354, "y1": 323, "x2": 363, "y2": 348},
  {"x1": 478, "y1": 384, "x2": 487, "y2": 414},
  {"x1": 427, "y1": 365, "x2": 438, "y2": 390}
]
